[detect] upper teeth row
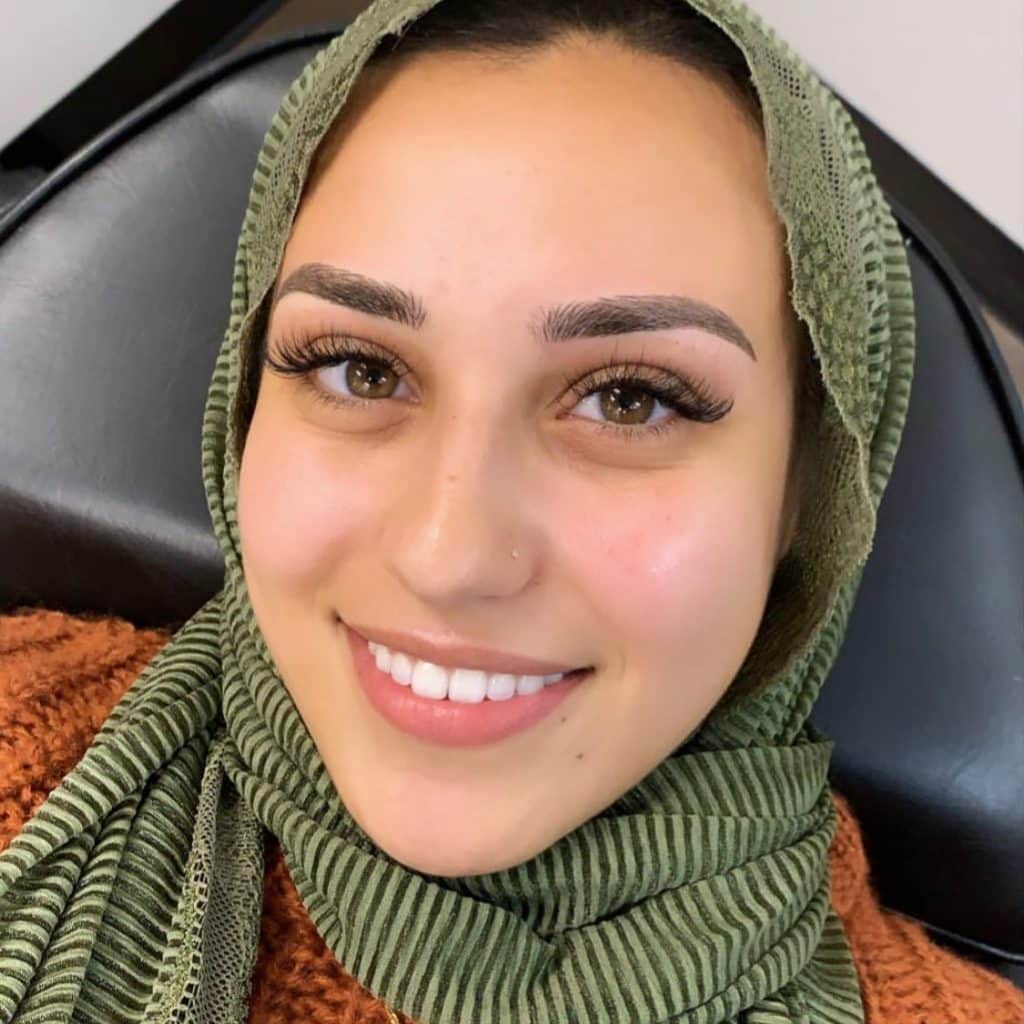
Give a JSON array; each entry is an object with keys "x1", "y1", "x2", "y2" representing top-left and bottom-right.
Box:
[{"x1": 368, "y1": 641, "x2": 566, "y2": 702}]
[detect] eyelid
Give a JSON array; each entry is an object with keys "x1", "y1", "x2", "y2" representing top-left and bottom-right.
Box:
[
  {"x1": 560, "y1": 356, "x2": 733, "y2": 424},
  {"x1": 266, "y1": 327, "x2": 411, "y2": 377}
]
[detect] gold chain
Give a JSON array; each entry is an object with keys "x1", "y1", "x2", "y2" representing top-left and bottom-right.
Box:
[{"x1": 384, "y1": 1007, "x2": 401, "y2": 1024}]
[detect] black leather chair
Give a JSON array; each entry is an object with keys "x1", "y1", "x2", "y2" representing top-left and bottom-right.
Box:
[{"x1": 1, "y1": 28, "x2": 1021, "y2": 989}]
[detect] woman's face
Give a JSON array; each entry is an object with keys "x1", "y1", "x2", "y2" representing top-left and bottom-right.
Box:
[{"x1": 237, "y1": 36, "x2": 799, "y2": 876}]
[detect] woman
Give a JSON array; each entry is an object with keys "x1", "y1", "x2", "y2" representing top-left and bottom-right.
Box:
[{"x1": 1, "y1": 0, "x2": 1022, "y2": 1021}]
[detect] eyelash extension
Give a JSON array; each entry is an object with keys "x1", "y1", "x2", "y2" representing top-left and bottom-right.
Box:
[
  {"x1": 263, "y1": 332, "x2": 733, "y2": 439},
  {"x1": 264, "y1": 331, "x2": 409, "y2": 389},
  {"x1": 560, "y1": 356, "x2": 733, "y2": 435}
]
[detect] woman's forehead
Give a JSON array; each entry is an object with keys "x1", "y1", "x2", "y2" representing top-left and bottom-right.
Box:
[
  {"x1": 304, "y1": 40, "x2": 772, "y2": 221},
  {"x1": 281, "y1": 40, "x2": 786, "y2": 326}
]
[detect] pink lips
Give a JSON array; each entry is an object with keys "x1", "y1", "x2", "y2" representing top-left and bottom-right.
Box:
[
  {"x1": 343, "y1": 622, "x2": 590, "y2": 747},
  {"x1": 343, "y1": 621, "x2": 580, "y2": 676}
]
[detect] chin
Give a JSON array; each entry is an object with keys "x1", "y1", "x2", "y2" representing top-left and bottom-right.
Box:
[
  {"x1": 391, "y1": 842, "x2": 524, "y2": 878},
  {"x1": 349, "y1": 799, "x2": 553, "y2": 878}
]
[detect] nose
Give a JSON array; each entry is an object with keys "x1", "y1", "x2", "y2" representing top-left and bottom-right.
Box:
[{"x1": 382, "y1": 415, "x2": 536, "y2": 606}]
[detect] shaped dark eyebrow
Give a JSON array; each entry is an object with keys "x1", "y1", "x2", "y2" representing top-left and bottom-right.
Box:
[
  {"x1": 272, "y1": 262, "x2": 756, "y2": 360},
  {"x1": 532, "y1": 294, "x2": 756, "y2": 359},
  {"x1": 272, "y1": 263, "x2": 427, "y2": 328}
]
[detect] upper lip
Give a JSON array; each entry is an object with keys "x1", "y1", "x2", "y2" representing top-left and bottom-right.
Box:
[{"x1": 344, "y1": 621, "x2": 585, "y2": 675}]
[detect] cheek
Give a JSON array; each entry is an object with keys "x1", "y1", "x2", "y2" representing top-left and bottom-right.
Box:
[
  {"x1": 568, "y1": 471, "x2": 777, "y2": 679},
  {"x1": 237, "y1": 416, "x2": 378, "y2": 588}
]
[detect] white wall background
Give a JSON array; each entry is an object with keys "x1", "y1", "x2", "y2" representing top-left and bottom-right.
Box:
[
  {"x1": 746, "y1": 0, "x2": 1024, "y2": 248},
  {"x1": 0, "y1": 1, "x2": 176, "y2": 149}
]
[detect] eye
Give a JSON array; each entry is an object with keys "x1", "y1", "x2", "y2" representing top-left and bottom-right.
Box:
[
  {"x1": 564, "y1": 358, "x2": 733, "y2": 441},
  {"x1": 320, "y1": 357, "x2": 403, "y2": 401},
  {"x1": 263, "y1": 332, "x2": 411, "y2": 408}
]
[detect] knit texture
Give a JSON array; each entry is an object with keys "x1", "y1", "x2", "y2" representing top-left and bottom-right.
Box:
[
  {"x1": 0, "y1": 1, "x2": 917, "y2": 1021},
  {"x1": 2, "y1": 606, "x2": 1022, "y2": 1024}
]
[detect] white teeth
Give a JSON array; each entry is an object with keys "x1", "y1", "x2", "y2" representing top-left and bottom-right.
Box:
[
  {"x1": 372, "y1": 644, "x2": 392, "y2": 674},
  {"x1": 448, "y1": 668, "x2": 488, "y2": 704},
  {"x1": 486, "y1": 673, "x2": 517, "y2": 701},
  {"x1": 389, "y1": 651, "x2": 414, "y2": 685},
  {"x1": 368, "y1": 639, "x2": 571, "y2": 701},
  {"x1": 410, "y1": 661, "x2": 449, "y2": 700},
  {"x1": 516, "y1": 674, "x2": 545, "y2": 695}
]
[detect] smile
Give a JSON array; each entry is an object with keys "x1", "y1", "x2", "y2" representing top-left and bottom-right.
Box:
[
  {"x1": 342, "y1": 622, "x2": 592, "y2": 747},
  {"x1": 369, "y1": 640, "x2": 570, "y2": 702}
]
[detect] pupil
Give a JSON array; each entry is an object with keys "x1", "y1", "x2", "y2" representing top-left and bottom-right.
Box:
[
  {"x1": 601, "y1": 385, "x2": 653, "y2": 425},
  {"x1": 347, "y1": 360, "x2": 393, "y2": 397}
]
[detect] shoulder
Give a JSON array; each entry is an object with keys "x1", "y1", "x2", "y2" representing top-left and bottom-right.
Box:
[
  {"x1": 828, "y1": 787, "x2": 1024, "y2": 1022},
  {"x1": 0, "y1": 606, "x2": 171, "y2": 851}
]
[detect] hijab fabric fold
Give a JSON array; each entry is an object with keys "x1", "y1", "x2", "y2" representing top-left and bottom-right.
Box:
[{"x1": 0, "y1": 0, "x2": 915, "y2": 1021}]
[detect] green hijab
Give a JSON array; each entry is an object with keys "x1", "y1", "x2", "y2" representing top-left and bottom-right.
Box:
[{"x1": 0, "y1": 0, "x2": 914, "y2": 1021}]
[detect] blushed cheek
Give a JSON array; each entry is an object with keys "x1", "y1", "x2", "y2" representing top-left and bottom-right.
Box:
[
  {"x1": 237, "y1": 426, "x2": 379, "y2": 591},
  {"x1": 570, "y1": 484, "x2": 772, "y2": 686}
]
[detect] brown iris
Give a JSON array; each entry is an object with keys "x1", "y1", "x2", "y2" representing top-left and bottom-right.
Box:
[
  {"x1": 600, "y1": 384, "x2": 655, "y2": 425},
  {"x1": 345, "y1": 359, "x2": 398, "y2": 399}
]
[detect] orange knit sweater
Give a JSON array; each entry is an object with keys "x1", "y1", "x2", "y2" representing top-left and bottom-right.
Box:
[{"x1": 1, "y1": 606, "x2": 1021, "y2": 1023}]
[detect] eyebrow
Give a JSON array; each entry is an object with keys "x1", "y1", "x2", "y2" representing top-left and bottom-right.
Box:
[{"x1": 272, "y1": 262, "x2": 756, "y2": 360}]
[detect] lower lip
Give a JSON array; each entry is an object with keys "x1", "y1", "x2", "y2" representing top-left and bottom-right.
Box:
[{"x1": 343, "y1": 622, "x2": 590, "y2": 748}]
